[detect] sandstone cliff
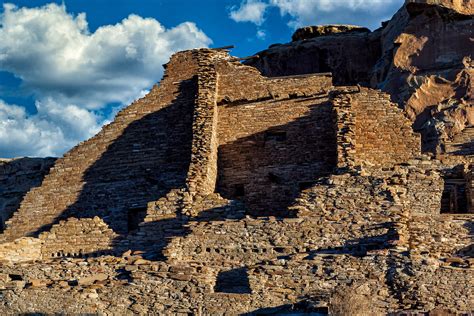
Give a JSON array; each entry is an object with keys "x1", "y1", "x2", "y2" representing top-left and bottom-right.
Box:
[{"x1": 247, "y1": 0, "x2": 473, "y2": 155}]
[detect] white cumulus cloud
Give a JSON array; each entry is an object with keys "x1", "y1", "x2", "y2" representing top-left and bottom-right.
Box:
[
  {"x1": 271, "y1": 0, "x2": 404, "y2": 29},
  {"x1": 230, "y1": 0, "x2": 404, "y2": 30},
  {"x1": 229, "y1": 0, "x2": 269, "y2": 25},
  {"x1": 0, "y1": 3, "x2": 212, "y2": 158},
  {"x1": 0, "y1": 99, "x2": 102, "y2": 157}
]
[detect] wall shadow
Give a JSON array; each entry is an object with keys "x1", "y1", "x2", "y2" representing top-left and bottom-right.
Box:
[
  {"x1": 305, "y1": 222, "x2": 397, "y2": 259},
  {"x1": 32, "y1": 78, "x2": 197, "y2": 237},
  {"x1": 216, "y1": 100, "x2": 337, "y2": 217},
  {"x1": 0, "y1": 157, "x2": 56, "y2": 232},
  {"x1": 456, "y1": 221, "x2": 474, "y2": 258},
  {"x1": 241, "y1": 301, "x2": 328, "y2": 315},
  {"x1": 214, "y1": 267, "x2": 251, "y2": 294},
  {"x1": 448, "y1": 140, "x2": 474, "y2": 157}
]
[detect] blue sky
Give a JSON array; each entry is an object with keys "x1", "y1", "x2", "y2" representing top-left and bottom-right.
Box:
[{"x1": 0, "y1": 0, "x2": 404, "y2": 158}]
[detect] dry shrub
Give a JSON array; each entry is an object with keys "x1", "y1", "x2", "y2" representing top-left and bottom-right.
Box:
[
  {"x1": 329, "y1": 284, "x2": 379, "y2": 316},
  {"x1": 429, "y1": 307, "x2": 456, "y2": 316}
]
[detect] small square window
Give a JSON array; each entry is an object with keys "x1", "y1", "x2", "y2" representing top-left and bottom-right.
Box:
[
  {"x1": 264, "y1": 131, "x2": 287, "y2": 142},
  {"x1": 234, "y1": 184, "x2": 245, "y2": 197},
  {"x1": 299, "y1": 181, "x2": 315, "y2": 191}
]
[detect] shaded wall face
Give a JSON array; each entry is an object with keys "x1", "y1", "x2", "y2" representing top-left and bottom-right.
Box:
[
  {"x1": 62, "y1": 79, "x2": 197, "y2": 234},
  {"x1": 0, "y1": 158, "x2": 55, "y2": 232},
  {"x1": 217, "y1": 98, "x2": 337, "y2": 215}
]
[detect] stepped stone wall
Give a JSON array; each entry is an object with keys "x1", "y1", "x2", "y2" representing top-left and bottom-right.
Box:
[{"x1": 0, "y1": 51, "x2": 200, "y2": 242}]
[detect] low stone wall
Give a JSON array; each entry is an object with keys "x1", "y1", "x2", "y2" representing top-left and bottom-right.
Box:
[
  {"x1": 408, "y1": 214, "x2": 473, "y2": 258},
  {"x1": 39, "y1": 217, "x2": 118, "y2": 259},
  {"x1": 0, "y1": 237, "x2": 42, "y2": 263}
]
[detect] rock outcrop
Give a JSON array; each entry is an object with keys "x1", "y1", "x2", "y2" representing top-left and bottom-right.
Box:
[
  {"x1": 373, "y1": 0, "x2": 473, "y2": 153},
  {"x1": 248, "y1": 27, "x2": 382, "y2": 86},
  {"x1": 291, "y1": 25, "x2": 370, "y2": 42},
  {"x1": 247, "y1": 0, "x2": 473, "y2": 154}
]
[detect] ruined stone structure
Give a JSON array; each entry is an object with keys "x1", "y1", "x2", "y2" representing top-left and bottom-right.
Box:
[{"x1": 0, "y1": 1, "x2": 473, "y2": 314}]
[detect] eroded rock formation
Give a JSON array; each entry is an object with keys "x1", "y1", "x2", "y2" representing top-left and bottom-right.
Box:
[{"x1": 247, "y1": 0, "x2": 473, "y2": 155}]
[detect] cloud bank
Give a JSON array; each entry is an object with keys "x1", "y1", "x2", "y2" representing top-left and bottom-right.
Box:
[
  {"x1": 230, "y1": 0, "x2": 404, "y2": 29},
  {"x1": 0, "y1": 3, "x2": 211, "y2": 157}
]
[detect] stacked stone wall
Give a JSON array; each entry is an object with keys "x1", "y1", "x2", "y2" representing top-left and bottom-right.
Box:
[
  {"x1": 216, "y1": 60, "x2": 332, "y2": 105},
  {"x1": 216, "y1": 61, "x2": 336, "y2": 214},
  {"x1": 39, "y1": 217, "x2": 118, "y2": 259},
  {"x1": 408, "y1": 214, "x2": 472, "y2": 257},
  {"x1": 0, "y1": 48, "x2": 472, "y2": 314},
  {"x1": 0, "y1": 158, "x2": 55, "y2": 231},
  {"x1": 333, "y1": 88, "x2": 421, "y2": 168},
  {"x1": 0, "y1": 237, "x2": 42, "y2": 263},
  {"x1": 167, "y1": 172, "x2": 405, "y2": 264},
  {"x1": 185, "y1": 50, "x2": 228, "y2": 196},
  {"x1": 0, "y1": 51, "x2": 200, "y2": 241}
]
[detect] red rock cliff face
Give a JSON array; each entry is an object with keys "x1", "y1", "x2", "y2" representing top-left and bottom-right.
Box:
[{"x1": 246, "y1": 0, "x2": 473, "y2": 155}]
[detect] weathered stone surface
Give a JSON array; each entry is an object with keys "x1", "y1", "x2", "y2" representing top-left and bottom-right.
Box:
[
  {"x1": 291, "y1": 25, "x2": 371, "y2": 41},
  {"x1": 374, "y1": 0, "x2": 474, "y2": 153},
  {"x1": 0, "y1": 157, "x2": 55, "y2": 232},
  {"x1": 248, "y1": 29, "x2": 381, "y2": 86}
]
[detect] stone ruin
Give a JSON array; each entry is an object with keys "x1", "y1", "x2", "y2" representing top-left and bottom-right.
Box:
[
  {"x1": 0, "y1": 47, "x2": 472, "y2": 315},
  {"x1": 0, "y1": 2, "x2": 473, "y2": 315}
]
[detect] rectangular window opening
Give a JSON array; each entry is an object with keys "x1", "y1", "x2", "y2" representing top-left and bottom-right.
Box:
[
  {"x1": 264, "y1": 130, "x2": 287, "y2": 142},
  {"x1": 234, "y1": 184, "x2": 245, "y2": 197}
]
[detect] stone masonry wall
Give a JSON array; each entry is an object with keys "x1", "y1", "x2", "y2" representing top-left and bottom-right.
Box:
[
  {"x1": 185, "y1": 50, "x2": 227, "y2": 196},
  {"x1": 39, "y1": 217, "x2": 118, "y2": 259},
  {"x1": 0, "y1": 158, "x2": 55, "y2": 232},
  {"x1": 334, "y1": 88, "x2": 421, "y2": 168},
  {"x1": 0, "y1": 51, "x2": 200, "y2": 241},
  {"x1": 216, "y1": 61, "x2": 333, "y2": 104},
  {"x1": 0, "y1": 49, "x2": 472, "y2": 314},
  {"x1": 167, "y1": 172, "x2": 405, "y2": 265},
  {"x1": 216, "y1": 61, "x2": 336, "y2": 214}
]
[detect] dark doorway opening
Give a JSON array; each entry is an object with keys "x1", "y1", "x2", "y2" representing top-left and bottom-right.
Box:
[
  {"x1": 127, "y1": 207, "x2": 147, "y2": 232},
  {"x1": 214, "y1": 267, "x2": 251, "y2": 294},
  {"x1": 441, "y1": 178, "x2": 468, "y2": 214},
  {"x1": 234, "y1": 184, "x2": 245, "y2": 198}
]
